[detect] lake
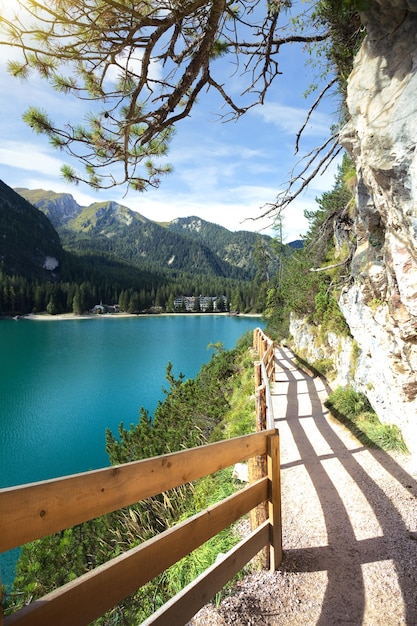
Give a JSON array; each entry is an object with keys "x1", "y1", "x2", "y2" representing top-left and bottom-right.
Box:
[{"x1": 0, "y1": 314, "x2": 263, "y2": 586}]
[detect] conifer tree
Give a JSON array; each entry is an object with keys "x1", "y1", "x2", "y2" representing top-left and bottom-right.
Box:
[{"x1": 0, "y1": 0, "x2": 363, "y2": 206}]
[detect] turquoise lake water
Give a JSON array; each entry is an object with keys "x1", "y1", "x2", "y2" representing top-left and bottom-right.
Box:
[{"x1": 0, "y1": 314, "x2": 263, "y2": 586}]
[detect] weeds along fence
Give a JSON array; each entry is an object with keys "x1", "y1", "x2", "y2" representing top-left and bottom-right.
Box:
[{"x1": 0, "y1": 330, "x2": 281, "y2": 626}]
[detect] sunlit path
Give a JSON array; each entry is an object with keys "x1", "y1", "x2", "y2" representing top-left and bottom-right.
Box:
[{"x1": 270, "y1": 345, "x2": 417, "y2": 625}]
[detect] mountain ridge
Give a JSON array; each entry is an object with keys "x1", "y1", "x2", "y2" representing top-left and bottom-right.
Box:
[
  {"x1": 0, "y1": 181, "x2": 64, "y2": 279},
  {"x1": 15, "y1": 187, "x2": 278, "y2": 280},
  {"x1": 0, "y1": 179, "x2": 299, "y2": 315}
]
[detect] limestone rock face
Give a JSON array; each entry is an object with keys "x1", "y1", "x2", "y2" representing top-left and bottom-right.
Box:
[
  {"x1": 339, "y1": 1, "x2": 417, "y2": 454},
  {"x1": 291, "y1": 2, "x2": 417, "y2": 456}
]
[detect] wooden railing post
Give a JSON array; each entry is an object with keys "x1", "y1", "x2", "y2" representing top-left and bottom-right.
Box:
[
  {"x1": 249, "y1": 360, "x2": 269, "y2": 568},
  {"x1": 256, "y1": 384, "x2": 266, "y2": 432},
  {"x1": 254, "y1": 361, "x2": 262, "y2": 388},
  {"x1": 248, "y1": 456, "x2": 269, "y2": 568},
  {"x1": 267, "y1": 431, "x2": 282, "y2": 570},
  {"x1": 253, "y1": 327, "x2": 260, "y2": 352}
]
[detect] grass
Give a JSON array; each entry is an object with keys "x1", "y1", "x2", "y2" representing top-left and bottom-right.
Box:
[
  {"x1": 165, "y1": 469, "x2": 245, "y2": 597},
  {"x1": 210, "y1": 349, "x2": 257, "y2": 440},
  {"x1": 293, "y1": 353, "x2": 334, "y2": 379},
  {"x1": 311, "y1": 358, "x2": 335, "y2": 378},
  {"x1": 325, "y1": 386, "x2": 408, "y2": 452},
  {"x1": 163, "y1": 343, "x2": 259, "y2": 605}
]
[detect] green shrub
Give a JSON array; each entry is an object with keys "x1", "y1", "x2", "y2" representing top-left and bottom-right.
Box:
[
  {"x1": 326, "y1": 386, "x2": 372, "y2": 421},
  {"x1": 325, "y1": 386, "x2": 408, "y2": 452},
  {"x1": 165, "y1": 469, "x2": 244, "y2": 597},
  {"x1": 356, "y1": 417, "x2": 408, "y2": 452},
  {"x1": 311, "y1": 358, "x2": 335, "y2": 377}
]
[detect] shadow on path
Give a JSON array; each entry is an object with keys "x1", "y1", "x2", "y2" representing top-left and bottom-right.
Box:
[{"x1": 273, "y1": 345, "x2": 417, "y2": 624}]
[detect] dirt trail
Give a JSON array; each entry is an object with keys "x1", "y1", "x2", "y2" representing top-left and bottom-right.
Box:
[{"x1": 191, "y1": 346, "x2": 417, "y2": 625}]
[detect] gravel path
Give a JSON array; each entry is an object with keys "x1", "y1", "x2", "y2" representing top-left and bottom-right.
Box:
[{"x1": 189, "y1": 346, "x2": 417, "y2": 625}]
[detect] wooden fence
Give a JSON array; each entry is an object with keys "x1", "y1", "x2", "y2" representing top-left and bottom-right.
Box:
[
  {"x1": 253, "y1": 327, "x2": 275, "y2": 430},
  {"x1": 0, "y1": 330, "x2": 280, "y2": 626}
]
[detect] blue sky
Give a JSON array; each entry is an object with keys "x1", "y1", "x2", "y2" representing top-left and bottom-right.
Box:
[{"x1": 0, "y1": 2, "x2": 342, "y2": 242}]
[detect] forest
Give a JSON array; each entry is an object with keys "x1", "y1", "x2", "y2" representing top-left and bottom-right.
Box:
[
  {"x1": 0, "y1": 181, "x2": 273, "y2": 316},
  {"x1": 0, "y1": 261, "x2": 264, "y2": 317}
]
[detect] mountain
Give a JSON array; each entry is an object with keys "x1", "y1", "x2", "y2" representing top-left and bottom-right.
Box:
[
  {"x1": 0, "y1": 180, "x2": 268, "y2": 316},
  {"x1": 64, "y1": 202, "x2": 246, "y2": 278},
  {"x1": 287, "y1": 239, "x2": 303, "y2": 249},
  {"x1": 166, "y1": 216, "x2": 275, "y2": 276},
  {"x1": 16, "y1": 189, "x2": 276, "y2": 280},
  {"x1": 0, "y1": 180, "x2": 64, "y2": 279},
  {"x1": 14, "y1": 188, "x2": 82, "y2": 228}
]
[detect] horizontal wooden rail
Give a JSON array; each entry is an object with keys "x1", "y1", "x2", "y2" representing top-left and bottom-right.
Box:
[
  {"x1": 142, "y1": 522, "x2": 270, "y2": 626},
  {"x1": 1, "y1": 428, "x2": 281, "y2": 626},
  {"x1": 0, "y1": 429, "x2": 275, "y2": 553},
  {"x1": 4, "y1": 478, "x2": 269, "y2": 626}
]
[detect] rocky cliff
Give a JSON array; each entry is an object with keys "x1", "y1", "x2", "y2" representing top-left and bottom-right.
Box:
[{"x1": 292, "y1": 1, "x2": 417, "y2": 457}]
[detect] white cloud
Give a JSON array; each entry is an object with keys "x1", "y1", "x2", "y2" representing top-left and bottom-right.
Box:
[
  {"x1": 115, "y1": 180, "x2": 299, "y2": 238},
  {"x1": 0, "y1": 132, "x2": 316, "y2": 240},
  {"x1": 125, "y1": 193, "x2": 277, "y2": 235},
  {"x1": 104, "y1": 50, "x2": 162, "y2": 86},
  {"x1": 0, "y1": 142, "x2": 63, "y2": 176},
  {"x1": 251, "y1": 102, "x2": 333, "y2": 137},
  {"x1": 201, "y1": 139, "x2": 261, "y2": 161}
]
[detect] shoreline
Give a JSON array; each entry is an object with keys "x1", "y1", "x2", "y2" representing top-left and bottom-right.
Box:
[{"x1": 18, "y1": 312, "x2": 263, "y2": 322}]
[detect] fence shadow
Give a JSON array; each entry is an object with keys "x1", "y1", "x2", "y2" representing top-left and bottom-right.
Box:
[{"x1": 273, "y1": 346, "x2": 417, "y2": 624}]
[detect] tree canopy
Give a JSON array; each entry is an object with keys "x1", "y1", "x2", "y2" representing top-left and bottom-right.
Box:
[{"x1": 0, "y1": 1, "x2": 363, "y2": 209}]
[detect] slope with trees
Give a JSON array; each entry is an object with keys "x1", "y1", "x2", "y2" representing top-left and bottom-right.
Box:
[
  {"x1": 166, "y1": 216, "x2": 279, "y2": 279},
  {"x1": 265, "y1": 154, "x2": 355, "y2": 339},
  {"x1": 0, "y1": 179, "x2": 64, "y2": 280},
  {"x1": 16, "y1": 188, "x2": 276, "y2": 281},
  {"x1": 1, "y1": 180, "x2": 266, "y2": 315}
]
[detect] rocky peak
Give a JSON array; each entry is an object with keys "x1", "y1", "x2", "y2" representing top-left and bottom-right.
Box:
[{"x1": 15, "y1": 188, "x2": 82, "y2": 228}]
